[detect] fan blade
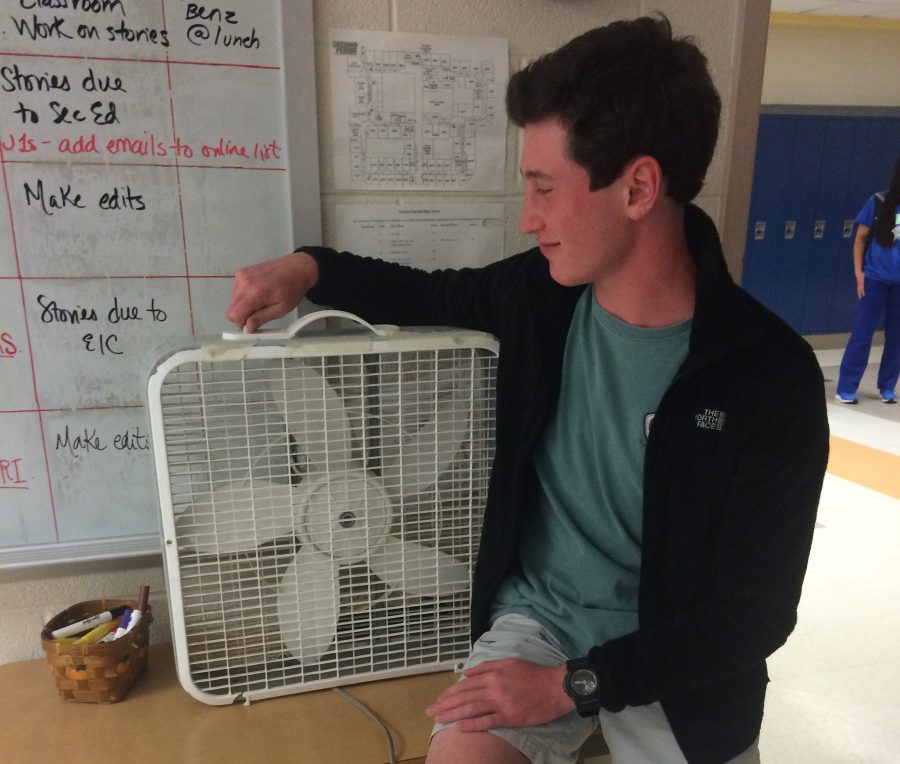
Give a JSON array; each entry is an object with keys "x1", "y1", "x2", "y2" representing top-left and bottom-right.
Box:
[
  {"x1": 267, "y1": 363, "x2": 356, "y2": 473},
  {"x1": 176, "y1": 480, "x2": 297, "y2": 555},
  {"x1": 369, "y1": 536, "x2": 469, "y2": 597},
  {"x1": 381, "y1": 386, "x2": 472, "y2": 498},
  {"x1": 277, "y1": 546, "x2": 340, "y2": 665}
]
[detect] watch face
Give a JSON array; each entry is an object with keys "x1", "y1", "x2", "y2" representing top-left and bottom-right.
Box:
[{"x1": 570, "y1": 668, "x2": 599, "y2": 697}]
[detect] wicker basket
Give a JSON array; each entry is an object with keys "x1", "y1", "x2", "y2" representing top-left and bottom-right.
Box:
[{"x1": 41, "y1": 598, "x2": 152, "y2": 703}]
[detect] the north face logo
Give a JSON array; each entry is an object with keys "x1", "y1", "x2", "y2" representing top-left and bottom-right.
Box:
[{"x1": 695, "y1": 408, "x2": 726, "y2": 431}]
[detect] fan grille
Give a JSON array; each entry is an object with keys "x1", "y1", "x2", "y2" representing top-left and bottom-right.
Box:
[{"x1": 153, "y1": 343, "x2": 496, "y2": 701}]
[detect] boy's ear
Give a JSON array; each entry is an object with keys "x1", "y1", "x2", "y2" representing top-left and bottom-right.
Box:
[{"x1": 623, "y1": 155, "x2": 662, "y2": 220}]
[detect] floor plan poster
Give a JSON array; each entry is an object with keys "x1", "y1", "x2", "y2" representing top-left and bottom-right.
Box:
[{"x1": 330, "y1": 30, "x2": 508, "y2": 191}]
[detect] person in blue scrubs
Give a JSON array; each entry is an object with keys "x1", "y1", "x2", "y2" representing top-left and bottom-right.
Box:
[{"x1": 836, "y1": 158, "x2": 900, "y2": 404}]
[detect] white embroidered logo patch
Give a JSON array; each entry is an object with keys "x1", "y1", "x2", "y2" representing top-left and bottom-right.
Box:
[{"x1": 695, "y1": 408, "x2": 727, "y2": 431}]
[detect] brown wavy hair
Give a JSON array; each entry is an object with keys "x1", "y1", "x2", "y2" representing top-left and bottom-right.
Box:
[{"x1": 506, "y1": 15, "x2": 721, "y2": 204}]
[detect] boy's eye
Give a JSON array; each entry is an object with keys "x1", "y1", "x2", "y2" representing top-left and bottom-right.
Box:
[{"x1": 536, "y1": 187, "x2": 552, "y2": 196}]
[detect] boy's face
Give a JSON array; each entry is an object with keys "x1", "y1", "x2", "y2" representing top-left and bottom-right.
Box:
[{"x1": 519, "y1": 118, "x2": 632, "y2": 288}]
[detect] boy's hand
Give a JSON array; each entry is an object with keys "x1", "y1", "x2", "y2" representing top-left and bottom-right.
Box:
[{"x1": 426, "y1": 658, "x2": 574, "y2": 731}]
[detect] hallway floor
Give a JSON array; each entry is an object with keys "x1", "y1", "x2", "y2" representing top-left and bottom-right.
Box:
[{"x1": 759, "y1": 348, "x2": 900, "y2": 763}]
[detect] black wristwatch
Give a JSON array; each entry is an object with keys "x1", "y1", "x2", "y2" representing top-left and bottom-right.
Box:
[{"x1": 563, "y1": 657, "x2": 602, "y2": 716}]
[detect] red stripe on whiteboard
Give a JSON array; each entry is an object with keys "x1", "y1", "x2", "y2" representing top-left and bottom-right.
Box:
[
  {"x1": 0, "y1": 51, "x2": 281, "y2": 71},
  {"x1": 0, "y1": 138, "x2": 59, "y2": 539}
]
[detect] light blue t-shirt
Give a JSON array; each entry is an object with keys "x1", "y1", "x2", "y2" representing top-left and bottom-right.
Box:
[
  {"x1": 492, "y1": 286, "x2": 691, "y2": 658},
  {"x1": 858, "y1": 193, "x2": 900, "y2": 284}
]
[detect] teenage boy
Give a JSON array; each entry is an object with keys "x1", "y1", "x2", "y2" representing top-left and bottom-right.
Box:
[{"x1": 227, "y1": 16, "x2": 829, "y2": 764}]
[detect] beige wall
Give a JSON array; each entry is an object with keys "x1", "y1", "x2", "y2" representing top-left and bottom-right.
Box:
[
  {"x1": 0, "y1": 0, "x2": 768, "y2": 665},
  {"x1": 763, "y1": 14, "x2": 900, "y2": 107}
]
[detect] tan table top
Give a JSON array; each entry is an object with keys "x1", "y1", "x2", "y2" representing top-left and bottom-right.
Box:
[{"x1": 0, "y1": 643, "x2": 455, "y2": 764}]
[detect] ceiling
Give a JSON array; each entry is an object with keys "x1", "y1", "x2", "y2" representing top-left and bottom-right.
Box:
[{"x1": 770, "y1": 0, "x2": 900, "y2": 18}]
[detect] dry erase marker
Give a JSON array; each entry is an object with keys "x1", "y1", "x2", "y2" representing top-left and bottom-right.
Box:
[
  {"x1": 111, "y1": 608, "x2": 132, "y2": 639},
  {"x1": 101, "y1": 609, "x2": 131, "y2": 642},
  {"x1": 74, "y1": 619, "x2": 118, "y2": 644},
  {"x1": 51, "y1": 605, "x2": 128, "y2": 640},
  {"x1": 121, "y1": 585, "x2": 149, "y2": 637}
]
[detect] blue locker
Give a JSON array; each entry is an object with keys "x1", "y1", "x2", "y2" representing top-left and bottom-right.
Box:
[
  {"x1": 780, "y1": 116, "x2": 826, "y2": 331},
  {"x1": 742, "y1": 115, "x2": 796, "y2": 313},
  {"x1": 801, "y1": 116, "x2": 854, "y2": 334}
]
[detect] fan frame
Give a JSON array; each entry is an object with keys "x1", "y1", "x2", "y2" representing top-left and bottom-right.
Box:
[{"x1": 147, "y1": 318, "x2": 498, "y2": 705}]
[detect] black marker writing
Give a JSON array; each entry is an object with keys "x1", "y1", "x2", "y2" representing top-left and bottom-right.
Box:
[
  {"x1": 99, "y1": 184, "x2": 145, "y2": 211},
  {"x1": 53, "y1": 423, "x2": 151, "y2": 458},
  {"x1": 37, "y1": 294, "x2": 97, "y2": 324},
  {"x1": 55, "y1": 425, "x2": 107, "y2": 457},
  {"x1": 24, "y1": 179, "x2": 85, "y2": 215}
]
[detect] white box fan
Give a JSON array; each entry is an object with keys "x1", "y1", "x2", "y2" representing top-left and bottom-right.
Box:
[{"x1": 147, "y1": 310, "x2": 498, "y2": 704}]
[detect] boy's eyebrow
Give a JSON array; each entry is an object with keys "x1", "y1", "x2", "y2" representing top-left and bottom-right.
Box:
[{"x1": 520, "y1": 169, "x2": 554, "y2": 180}]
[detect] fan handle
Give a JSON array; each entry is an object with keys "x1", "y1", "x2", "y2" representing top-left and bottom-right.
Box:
[{"x1": 222, "y1": 310, "x2": 391, "y2": 341}]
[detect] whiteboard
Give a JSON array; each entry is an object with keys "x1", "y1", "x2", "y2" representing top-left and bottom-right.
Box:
[{"x1": 0, "y1": 0, "x2": 320, "y2": 567}]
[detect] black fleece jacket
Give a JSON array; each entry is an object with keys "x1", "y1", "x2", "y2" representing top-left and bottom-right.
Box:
[{"x1": 302, "y1": 204, "x2": 829, "y2": 763}]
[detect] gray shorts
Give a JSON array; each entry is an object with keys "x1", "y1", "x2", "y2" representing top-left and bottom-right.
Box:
[
  {"x1": 430, "y1": 613, "x2": 598, "y2": 764},
  {"x1": 430, "y1": 613, "x2": 760, "y2": 764}
]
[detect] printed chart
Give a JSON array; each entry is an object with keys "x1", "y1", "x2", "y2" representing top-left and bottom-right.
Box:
[
  {"x1": 0, "y1": 1, "x2": 313, "y2": 564},
  {"x1": 330, "y1": 29, "x2": 508, "y2": 191},
  {"x1": 334, "y1": 204, "x2": 504, "y2": 269}
]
